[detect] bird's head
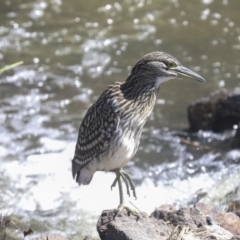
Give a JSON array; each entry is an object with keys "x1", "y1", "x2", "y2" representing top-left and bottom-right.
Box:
[{"x1": 126, "y1": 52, "x2": 205, "y2": 90}]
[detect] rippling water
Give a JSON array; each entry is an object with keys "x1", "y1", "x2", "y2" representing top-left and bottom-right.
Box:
[{"x1": 1, "y1": 0, "x2": 240, "y2": 239}]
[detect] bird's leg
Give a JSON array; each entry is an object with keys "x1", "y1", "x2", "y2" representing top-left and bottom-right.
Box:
[
  {"x1": 121, "y1": 171, "x2": 137, "y2": 199},
  {"x1": 111, "y1": 168, "x2": 140, "y2": 218},
  {"x1": 118, "y1": 173, "x2": 125, "y2": 205},
  {"x1": 111, "y1": 170, "x2": 131, "y2": 197},
  {"x1": 110, "y1": 168, "x2": 137, "y2": 199},
  {"x1": 115, "y1": 173, "x2": 139, "y2": 218}
]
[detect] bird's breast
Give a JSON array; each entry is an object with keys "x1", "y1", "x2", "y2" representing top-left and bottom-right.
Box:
[
  {"x1": 96, "y1": 118, "x2": 143, "y2": 171},
  {"x1": 112, "y1": 128, "x2": 140, "y2": 168},
  {"x1": 95, "y1": 97, "x2": 155, "y2": 171}
]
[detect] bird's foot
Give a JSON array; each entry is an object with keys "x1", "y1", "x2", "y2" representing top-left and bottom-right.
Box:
[
  {"x1": 114, "y1": 203, "x2": 140, "y2": 219},
  {"x1": 111, "y1": 169, "x2": 137, "y2": 199}
]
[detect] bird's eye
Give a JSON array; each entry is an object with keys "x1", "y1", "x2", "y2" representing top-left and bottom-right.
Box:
[{"x1": 167, "y1": 61, "x2": 175, "y2": 68}]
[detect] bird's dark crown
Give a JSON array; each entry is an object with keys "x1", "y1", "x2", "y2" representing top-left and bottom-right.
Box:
[
  {"x1": 124, "y1": 52, "x2": 180, "y2": 90},
  {"x1": 135, "y1": 52, "x2": 181, "y2": 67},
  {"x1": 124, "y1": 51, "x2": 205, "y2": 91}
]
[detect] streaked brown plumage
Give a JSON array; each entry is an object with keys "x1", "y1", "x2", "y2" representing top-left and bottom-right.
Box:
[{"x1": 72, "y1": 52, "x2": 205, "y2": 216}]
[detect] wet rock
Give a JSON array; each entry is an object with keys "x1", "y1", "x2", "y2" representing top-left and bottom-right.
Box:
[
  {"x1": 150, "y1": 204, "x2": 206, "y2": 229},
  {"x1": 97, "y1": 204, "x2": 240, "y2": 240},
  {"x1": 97, "y1": 209, "x2": 171, "y2": 240},
  {"x1": 187, "y1": 88, "x2": 240, "y2": 132}
]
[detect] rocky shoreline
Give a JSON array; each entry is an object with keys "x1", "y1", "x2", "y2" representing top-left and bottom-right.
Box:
[
  {"x1": 94, "y1": 202, "x2": 240, "y2": 240},
  {"x1": 31, "y1": 202, "x2": 240, "y2": 240}
]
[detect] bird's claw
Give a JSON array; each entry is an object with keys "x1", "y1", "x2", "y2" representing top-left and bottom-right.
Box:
[{"x1": 114, "y1": 204, "x2": 140, "y2": 219}]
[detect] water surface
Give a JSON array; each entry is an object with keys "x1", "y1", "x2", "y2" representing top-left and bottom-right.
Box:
[{"x1": 1, "y1": 0, "x2": 240, "y2": 238}]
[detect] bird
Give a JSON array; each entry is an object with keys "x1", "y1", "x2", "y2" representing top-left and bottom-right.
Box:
[{"x1": 72, "y1": 52, "x2": 205, "y2": 216}]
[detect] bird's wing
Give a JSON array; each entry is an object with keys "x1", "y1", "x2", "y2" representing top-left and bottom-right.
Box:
[{"x1": 73, "y1": 95, "x2": 119, "y2": 166}]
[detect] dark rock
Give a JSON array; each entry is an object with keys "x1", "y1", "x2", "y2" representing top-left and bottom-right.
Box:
[
  {"x1": 187, "y1": 88, "x2": 240, "y2": 132},
  {"x1": 97, "y1": 209, "x2": 172, "y2": 240},
  {"x1": 97, "y1": 204, "x2": 240, "y2": 240},
  {"x1": 150, "y1": 204, "x2": 176, "y2": 220},
  {"x1": 150, "y1": 204, "x2": 206, "y2": 229}
]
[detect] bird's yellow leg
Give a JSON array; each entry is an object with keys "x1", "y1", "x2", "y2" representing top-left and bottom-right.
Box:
[
  {"x1": 114, "y1": 174, "x2": 140, "y2": 218},
  {"x1": 110, "y1": 168, "x2": 137, "y2": 199},
  {"x1": 110, "y1": 169, "x2": 140, "y2": 218},
  {"x1": 111, "y1": 170, "x2": 131, "y2": 197},
  {"x1": 121, "y1": 171, "x2": 137, "y2": 199}
]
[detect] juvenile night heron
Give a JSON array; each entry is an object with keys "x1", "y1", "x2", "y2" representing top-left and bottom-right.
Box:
[{"x1": 72, "y1": 52, "x2": 205, "y2": 216}]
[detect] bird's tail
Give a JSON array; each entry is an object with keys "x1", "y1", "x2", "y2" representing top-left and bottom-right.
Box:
[
  {"x1": 72, "y1": 158, "x2": 82, "y2": 179},
  {"x1": 72, "y1": 158, "x2": 93, "y2": 185}
]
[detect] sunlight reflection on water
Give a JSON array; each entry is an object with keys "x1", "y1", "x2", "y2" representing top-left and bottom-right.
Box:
[{"x1": 1, "y1": 0, "x2": 240, "y2": 238}]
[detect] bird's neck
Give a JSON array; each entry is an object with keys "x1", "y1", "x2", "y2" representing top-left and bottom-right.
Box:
[
  {"x1": 120, "y1": 81, "x2": 158, "y2": 116},
  {"x1": 121, "y1": 78, "x2": 159, "y2": 103}
]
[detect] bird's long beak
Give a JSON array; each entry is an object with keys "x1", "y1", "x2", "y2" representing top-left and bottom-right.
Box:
[{"x1": 172, "y1": 66, "x2": 206, "y2": 83}]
